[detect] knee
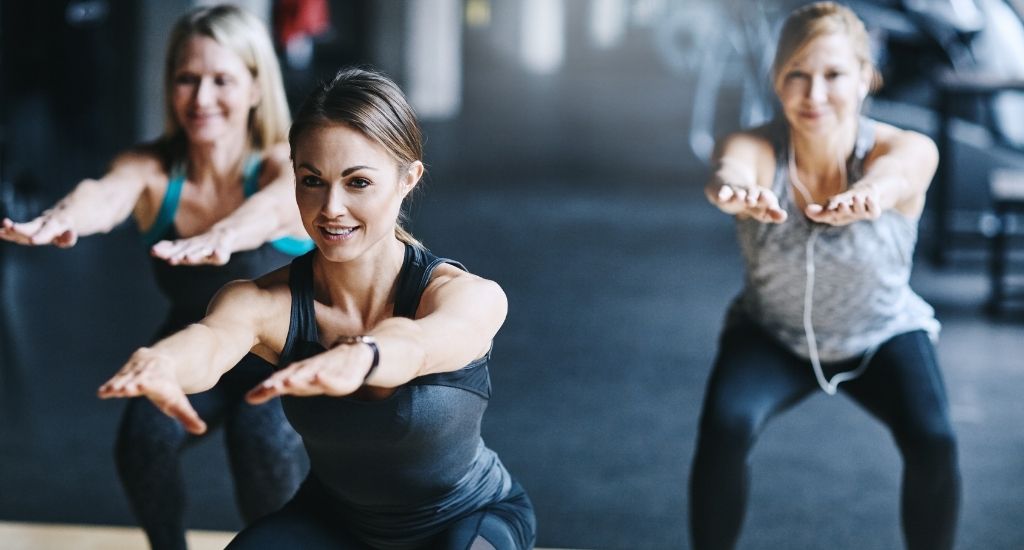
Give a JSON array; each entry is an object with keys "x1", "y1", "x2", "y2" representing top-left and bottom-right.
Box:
[
  {"x1": 115, "y1": 404, "x2": 187, "y2": 470},
  {"x1": 696, "y1": 402, "x2": 760, "y2": 459},
  {"x1": 899, "y1": 423, "x2": 959, "y2": 472}
]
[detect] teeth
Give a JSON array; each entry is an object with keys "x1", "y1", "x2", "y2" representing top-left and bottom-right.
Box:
[{"x1": 323, "y1": 227, "x2": 356, "y2": 236}]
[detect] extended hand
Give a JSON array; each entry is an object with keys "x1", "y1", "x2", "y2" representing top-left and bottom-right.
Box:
[
  {"x1": 151, "y1": 230, "x2": 233, "y2": 266},
  {"x1": 246, "y1": 344, "x2": 374, "y2": 404},
  {"x1": 805, "y1": 185, "x2": 881, "y2": 226},
  {"x1": 0, "y1": 213, "x2": 78, "y2": 247},
  {"x1": 98, "y1": 348, "x2": 207, "y2": 435},
  {"x1": 710, "y1": 183, "x2": 788, "y2": 224}
]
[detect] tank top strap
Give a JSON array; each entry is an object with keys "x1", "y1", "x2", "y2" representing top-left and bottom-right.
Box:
[
  {"x1": 392, "y1": 244, "x2": 490, "y2": 398},
  {"x1": 141, "y1": 162, "x2": 186, "y2": 246},
  {"x1": 242, "y1": 153, "x2": 262, "y2": 197},
  {"x1": 392, "y1": 244, "x2": 468, "y2": 318},
  {"x1": 279, "y1": 250, "x2": 320, "y2": 367}
]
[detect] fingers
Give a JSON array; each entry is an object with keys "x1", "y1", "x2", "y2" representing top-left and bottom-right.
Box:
[
  {"x1": 151, "y1": 237, "x2": 231, "y2": 266},
  {"x1": 98, "y1": 362, "x2": 207, "y2": 435},
  {"x1": 246, "y1": 359, "x2": 364, "y2": 404},
  {"x1": 0, "y1": 216, "x2": 70, "y2": 246}
]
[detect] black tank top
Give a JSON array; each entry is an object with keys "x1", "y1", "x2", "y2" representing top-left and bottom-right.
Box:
[{"x1": 276, "y1": 245, "x2": 512, "y2": 545}]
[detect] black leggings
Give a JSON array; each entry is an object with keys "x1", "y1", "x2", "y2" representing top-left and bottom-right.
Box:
[
  {"x1": 226, "y1": 477, "x2": 537, "y2": 550},
  {"x1": 689, "y1": 322, "x2": 959, "y2": 550},
  {"x1": 115, "y1": 354, "x2": 306, "y2": 550}
]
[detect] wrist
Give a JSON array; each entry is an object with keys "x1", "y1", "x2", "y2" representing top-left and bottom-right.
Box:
[{"x1": 332, "y1": 335, "x2": 380, "y2": 382}]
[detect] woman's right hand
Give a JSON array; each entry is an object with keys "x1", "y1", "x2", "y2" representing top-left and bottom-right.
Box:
[
  {"x1": 98, "y1": 347, "x2": 207, "y2": 435},
  {"x1": 0, "y1": 212, "x2": 78, "y2": 247},
  {"x1": 707, "y1": 181, "x2": 788, "y2": 224}
]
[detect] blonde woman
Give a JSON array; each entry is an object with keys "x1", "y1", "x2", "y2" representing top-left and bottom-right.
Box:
[
  {"x1": 2, "y1": 5, "x2": 310, "y2": 549},
  {"x1": 690, "y1": 3, "x2": 958, "y2": 549}
]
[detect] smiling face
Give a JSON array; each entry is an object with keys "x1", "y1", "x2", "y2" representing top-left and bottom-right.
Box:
[
  {"x1": 293, "y1": 123, "x2": 421, "y2": 263},
  {"x1": 775, "y1": 32, "x2": 870, "y2": 137},
  {"x1": 171, "y1": 35, "x2": 259, "y2": 146}
]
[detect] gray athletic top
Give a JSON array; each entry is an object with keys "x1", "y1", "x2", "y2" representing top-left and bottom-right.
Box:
[
  {"x1": 277, "y1": 245, "x2": 514, "y2": 548},
  {"x1": 726, "y1": 117, "x2": 940, "y2": 362}
]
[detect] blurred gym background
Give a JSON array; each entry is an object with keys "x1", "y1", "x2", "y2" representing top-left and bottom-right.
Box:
[{"x1": 1, "y1": 0, "x2": 1023, "y2": 548}]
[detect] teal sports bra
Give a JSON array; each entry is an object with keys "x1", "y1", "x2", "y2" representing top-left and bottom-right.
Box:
[{"x1": 140, "y1": 154, "x2": 313, "y2": 256}]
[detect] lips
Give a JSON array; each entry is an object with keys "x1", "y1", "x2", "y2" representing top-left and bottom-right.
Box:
[{"x1": 319, "y1": 225, "x2": 359, "y2": 241}]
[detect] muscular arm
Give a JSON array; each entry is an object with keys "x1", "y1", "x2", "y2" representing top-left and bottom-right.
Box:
[
  {"x1": 0, "y1": 151, "x2": 156, "y2": 246},
  {"x1": 99, "y1": 279, "x2": 286, "y2": 433},
  {"x1": 247, "y1": 266, "x2": 507, "y2": 403},
  {"x1": 151, "y1": 144, "x2": 307, "y2": 265}
]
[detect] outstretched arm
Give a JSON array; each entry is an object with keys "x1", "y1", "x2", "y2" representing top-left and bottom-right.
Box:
[
  {"x1": 247, "y1": 266, "x2": 506, "y2": 403},
  {"x1": 98, "y1": 279, "x2": 279, "y2": 434},
  {"x1": 806, "y1": 125, "x2": 938, "y2": 226},
  {"x1": 0, "y1": 151, "x2": 156, "y2": 247},
  {"x1": 151, "y1": 144, "x2": 307, "y2": 265},
  {"x1": 704, "y1": 132, "x2": 787, "y2": 224}
]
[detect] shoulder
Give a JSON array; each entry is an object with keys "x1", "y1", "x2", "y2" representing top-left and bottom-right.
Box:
[
  {"x1": 868, "y1": 121, "x2": 938, "y2": 162},
  {"x1": 419, "y1": 262, "x2": 507, "y2": 316},
  {"x1": 108, "y1": 145, "x2": 167, "y2": 180},
  {"x1": 257, "y1": 142, "x2": 292, "y2": 178}
]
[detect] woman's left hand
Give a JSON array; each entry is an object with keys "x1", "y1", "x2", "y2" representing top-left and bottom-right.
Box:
[
  {"x1": 151, "y1": 230, "x2": 234, "y2": 266},
  {"x1": 804, "y1": 184, "x2": 881, "y2": 226},
  {"x1": 245, "y1": 343, "x2": 375, "y2": 404}
]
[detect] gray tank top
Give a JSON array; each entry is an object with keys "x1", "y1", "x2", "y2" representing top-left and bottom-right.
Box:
[
  {"x1": 278, "y1": 245, "x2": 512, "y2": 548},
  {"x1": 727, "y1": 117, "x2": 940, "y2": 362}
]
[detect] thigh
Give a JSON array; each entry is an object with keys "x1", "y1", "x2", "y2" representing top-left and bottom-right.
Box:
[
  {"x1": 841, "y1": 331, "x2": 953, "y2": 437},
  {"x1": 227, "y1": 485, "x2": 370, "y2": 549},
  {"x1": 430, "y1": 482, "x2": 536, "y2": 550},
  {"x1": 700, "y1": 321, "x2": 819, "y2": 431}
]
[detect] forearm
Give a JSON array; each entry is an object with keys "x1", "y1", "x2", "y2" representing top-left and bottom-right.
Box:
[
  {"x1": 207, "y1": 185, "x2": 294, "y2": 253},
  {"x1": 361, "y1": 317, "x2": 429, "y2": 388},
  {"x1": 49, "y1": 179, "x2": 138, "y2": 236},
  {"x1": 147, "y1": 323, "x2": 244, "y2": 393},
  {"x1": 851, "y1": 156, "x2": 918, "y2": 211}
]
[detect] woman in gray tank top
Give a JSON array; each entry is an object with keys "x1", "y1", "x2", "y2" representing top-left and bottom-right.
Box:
[
  {"x1": 98, "y1": 67, "x2": 535, "y2": 549},
  {"x1": 690, "y1": 3, "x2": 959, "y2": 549}
]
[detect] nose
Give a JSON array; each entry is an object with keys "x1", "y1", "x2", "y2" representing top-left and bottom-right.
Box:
[
  {"x1": 321, "y1": 183, "x2": 349, "y2": 218},
  {"x1": 194, "y1": 77, "x2": 215, "y2": 107},
  {"x1": 807, "y1": 75, "x2": 828, "y2": 103}
]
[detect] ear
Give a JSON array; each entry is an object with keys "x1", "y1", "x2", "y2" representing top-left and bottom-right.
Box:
[
  {"x1": 400, "y1": 160, "x2": 423, "y2": 198},
  {"x1": 249, "y1": 79, "x2": 262, "y2": 108}
]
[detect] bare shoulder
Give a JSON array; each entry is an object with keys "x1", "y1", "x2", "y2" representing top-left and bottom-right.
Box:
[
  {"x1": 870, "y1": 122, "x2": 938, "y2": 156},
  {"x1": 418, "y1": 262, "x2": 507, "y2": 317},
  {"x1": 107, "y1": 146, "x2": 166, "y2": 182},
  {"x1": 208, "y1": 265, "x2": 294, "y2": 359},
  {"x1": 257, "y1": 142, "x2": 293, "y2": 184}
]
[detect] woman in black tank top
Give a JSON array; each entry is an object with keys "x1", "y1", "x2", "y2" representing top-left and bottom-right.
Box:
[
  {"x1": 3, "y1": 6, "x2": 310, "y2": 549},
  {"x1": 100, "y1": 68, "x2": 536, "y2": 549}
]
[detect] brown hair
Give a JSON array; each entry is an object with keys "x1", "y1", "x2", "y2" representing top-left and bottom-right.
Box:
[
  {"x1": 771, "y1": 2, "x2": 882, "y2": 93},
  {"x1": 289, "y1": 67, "x2": 424, "y2": 246}
]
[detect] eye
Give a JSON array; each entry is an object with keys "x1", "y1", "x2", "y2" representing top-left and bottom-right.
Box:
[
  {"x1": 174, "y1": 74, "x2": 200, "y2": 86},
  {"x1": 214, "y1": 75, "x2": 234, "y2": 86},
  {"x1": 785, "y1": 70, "x2": 808, "y2": 81},
  {"x1": 825, "y1": 70, "x2": 844, "y2": 80},
  {"x1": 300, "y1": 175, "x2": 323, "y2": 187},
  {"x1": 348, "y1": 177, "x2": 371, "y2": 189}
]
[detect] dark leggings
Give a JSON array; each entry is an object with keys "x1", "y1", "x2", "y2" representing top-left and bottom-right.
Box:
[
  {"x1": 115, "y1": 354, "x2": 306, "y2": 550},
  {"x1": 689, "y1": 322, "x2": 960, "y2": 550},
  {"x1": 227, "y1": 477, "x2": 537, "y2": 550}
]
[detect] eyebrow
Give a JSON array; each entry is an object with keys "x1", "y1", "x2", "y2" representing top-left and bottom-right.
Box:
[{"x1": 296, "y1": 163, "x2": 377, "y2": 177}]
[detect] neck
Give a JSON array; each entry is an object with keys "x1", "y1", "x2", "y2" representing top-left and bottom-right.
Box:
[
  {"x1": 313, "y1": 236, "x2": 407, "y2": 326},
  {"x1": 789, "y1": 117, "x2": 858, "y2": 192},
  {"x1": 186, "y1": 133, "x2": 250, "y2": 186}
]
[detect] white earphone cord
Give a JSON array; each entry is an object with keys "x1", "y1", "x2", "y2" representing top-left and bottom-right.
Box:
[{"x1": 788, "y1": 144, "x2": 875, "y2": 395}]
